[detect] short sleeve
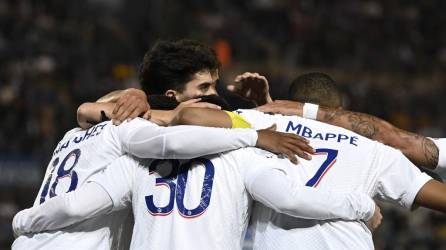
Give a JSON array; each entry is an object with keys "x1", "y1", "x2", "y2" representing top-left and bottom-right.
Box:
[
  {"x1": 432, "y1": 138, "x2": 446, "y2": 180},
  {"x1": 375, "y1": 145, "x2": 432, "y2": 209},
  {"x1": 239, "y1": 149, "x2": 375, "y2": 221},
  {"x1": 89, "y1": 155, "x2": 138, "y2": 211}
]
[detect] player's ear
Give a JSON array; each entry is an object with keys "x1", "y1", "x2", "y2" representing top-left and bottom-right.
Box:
[{"x1": 165, "y1": 89, "x2": 178, "y2": 98}]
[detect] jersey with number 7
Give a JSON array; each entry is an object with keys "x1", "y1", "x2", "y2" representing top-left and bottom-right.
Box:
[{"x1": 236, "y1": 109, "x2": 432, "y2": 250}]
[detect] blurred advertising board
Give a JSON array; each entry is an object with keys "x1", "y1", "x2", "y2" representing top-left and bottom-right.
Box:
[{"x1": 0, "y1": 156, "x2": 41, "y2": 187}]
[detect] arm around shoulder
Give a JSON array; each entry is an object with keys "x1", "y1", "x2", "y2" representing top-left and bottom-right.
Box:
[
  {"x1": 173, "y1": 107, "x2": 233, "y2": 128},
  {"x1": 77, "y1": 102, "x2": 114, "y2": 129},
  {"x1": 12, "y1": 183, "x2": 113, "y2": 236}
]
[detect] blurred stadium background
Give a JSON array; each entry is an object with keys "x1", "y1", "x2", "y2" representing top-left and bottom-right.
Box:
[{"x1": 1, "y1": 0, "x2": 446, "y2": 249}]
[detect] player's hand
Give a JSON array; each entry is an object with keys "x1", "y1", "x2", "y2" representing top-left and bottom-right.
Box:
[
  {"x1": 366, "y1": 203, "x2": 383, "y2": 232},
  {"x1": 12, "y1": 208, "x2": 31, "y2": 238},
  {"x1": 256, "y1": 124, "x2": 314, "y2": 164},
  {"x1": 111, "y1": 88, "x2": 151, "y2": 125},
  {"x1": 256, "y1": 100, "x2": 303, "y2": 116},
  {"x1": 227, "y1": 72, "x2": 273, "y2": 106},
  {"x1": 156, "y1": 98, "x2": 221, "y2": 126}
]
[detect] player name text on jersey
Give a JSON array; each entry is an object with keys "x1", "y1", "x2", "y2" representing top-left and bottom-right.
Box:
[{"x1": 285, "y1": 121, "x2": 359, "y2": 146}]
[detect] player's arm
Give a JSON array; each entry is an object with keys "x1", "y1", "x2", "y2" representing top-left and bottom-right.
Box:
[
  {"x1": 414, "y1": 179, "x2": 446, "y2": 212},
  {"x1": 77, "y1": 92, "x2": 219, "y2": 129},
  {"x1": 245, "y1": 167, "x2": 381, "y2": 230},
  {"x1": 172, "y1": 107, "x2": 233, "y2": 128},
  {"x1": 374, "y1": 143, "x2": 446, "y2": 213},
  {"x1": 96, "y1": 90, "x2": 125, "y2": 103},
  {"x1": 78, "y1": 98, "x2": 312, "y2": 162},
  {"x1": 12, "y1": 156, "x2": 135, "y2": 236},
  {"x1": 12, "y1": 183, "x2": 113, "y2": 237},
  {"x1": 314, "y1": 106, "x2": 439, "y2": 170},
  {"x1": 257, "y1": 100, "x2": 440, "y2": 170},
  {"x1": 149, "y1": 107, "x2": 313, "y2": 161},
  {"x1": 77, "y1": 88, "x2": 150, "y2": 129},
  {"x1": 77, "y1": 102, "x2": 114, "y2": 129},
  {"x1": 120, "y1": 119, "x2": 312, "y2": 163},
  {"x1": 77, "y1": 101, "x2": 176, "y2": 129}
]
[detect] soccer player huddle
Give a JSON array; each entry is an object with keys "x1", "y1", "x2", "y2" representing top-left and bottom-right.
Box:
[{"x1": 11, "y1": 40, "x2": 446, "y2": 250}]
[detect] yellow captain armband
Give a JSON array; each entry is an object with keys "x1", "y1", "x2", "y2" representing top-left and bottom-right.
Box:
[{"x1": 224, "y1": 111, "x2": 252, "y2": 128}]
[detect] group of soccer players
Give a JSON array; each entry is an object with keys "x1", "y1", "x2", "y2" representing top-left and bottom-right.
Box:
[{"x1": 10, "y1": 39, "x2": 446, "y2": 250}]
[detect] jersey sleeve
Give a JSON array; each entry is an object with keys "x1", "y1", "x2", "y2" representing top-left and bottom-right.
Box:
[
  {"x1": 89, "y1": 155, "x2": 137, "y2": 211},
  {"x1": 374, "y1": 145, "x2": 432, "y2": 209},
  {"x1": 116, "y1": 118, "x2": 258, "y2": 159},
  {"x1": 224, "y1": 111, "x2": 252, "y2": 128},
  {"x1": 239, "y1": 150, "x2": 375, "y2": 221},
  {"x1": 234, "y1": 109, "x2": 275, "y2": 130},
  {"x1": 432, "y1": 138, "x2": 446, "y2": 181},
  {"x1": 12, "y1": 182, "x2": 113, "y2": 236}
]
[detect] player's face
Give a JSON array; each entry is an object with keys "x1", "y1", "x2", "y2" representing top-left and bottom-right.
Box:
[{"x1": 168, "y1": 70, "x2": 219, "y2": 102}]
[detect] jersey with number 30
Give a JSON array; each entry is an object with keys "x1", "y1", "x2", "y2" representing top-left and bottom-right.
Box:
[
  {"x1": 91, "y1": 149, "x2": 262, "y2": 250},
  {"x1": 236, "y1": 110, "x2": 432, "y2": 250},
  {"x1": 12, "y1": 118, "x2": 258, "y2": 250}
]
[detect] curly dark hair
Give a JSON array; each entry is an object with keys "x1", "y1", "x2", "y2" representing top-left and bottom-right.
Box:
[{"x1": 139, "y1": 39, "x2": 221, "y2": 95}]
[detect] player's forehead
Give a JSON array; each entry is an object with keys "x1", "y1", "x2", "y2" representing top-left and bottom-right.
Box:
[{"x1": 188, "y1": 70, "x2": 219, "y2": 86}]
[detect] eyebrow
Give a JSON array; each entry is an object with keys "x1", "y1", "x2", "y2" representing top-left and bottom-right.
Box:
[{"x1": 198, "y1": 81, "x2": 216, "y2": 86}]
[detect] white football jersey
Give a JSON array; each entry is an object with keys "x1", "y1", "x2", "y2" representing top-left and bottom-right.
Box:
[
  {"x1": 12, "y1": 120, "x2": 147, "y2": 250},
  {"x1": 433, "y1": 138, "x2": 446, "y2": 180},
  {"x1": 236, "y1": 110, "x2": 432, "y2": 250},
  {"x1": 12, "y1": 118, "x2": 258, "y2": 250},
  {"x1": 91, "y1": 145, "x2": 375, "y2": 250},
  {"x1": 91, "y1": 149, "x2": 292, "y2": 250},
  {"x1": 17, "y1": 124, "x2": 377, "y2": 250}
]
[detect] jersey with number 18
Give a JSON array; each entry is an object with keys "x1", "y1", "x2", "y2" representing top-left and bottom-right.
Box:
[
  {"x1": 12, "y1": 120, "x2": 140, "y2": 250},
  {"x1": 12, "y1": 118, "x2": 258, "y2": 250}
]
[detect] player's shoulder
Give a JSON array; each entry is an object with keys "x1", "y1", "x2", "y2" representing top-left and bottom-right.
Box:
[
  {"x1": 298, "y1": 116, "x2": 382, "y2": 148},
  {"x1": 52, "y1": 127, "x2": 87, "y2": 156},
  {"x1": 223, "y1": 147, "x2": 294, "y2": 178},
  {"x1": 234, "y1": 109, "x2": 279, "y2": 129},
  {"x1": 113, "y1": 154, "x2": 143, "y2": 169},
  {"x1": 374, "y1": 141, "x2": 406, "y2": 159},
  {"x1": 296, "y1": 115, "x2": 354, "y2": 134},
  {"x1": 114, "y1": 117, "x2": 157, "y2": 132},
  {"x1": 127, "y1": 117, "x2": 156, "y2": 126},
  {"x1": 360, "y1": 140, "x2": 410, "y2": 173},
  {"x1": 104, "y1": 118, "x2": 157, "y2": 142},
  {"x1": 235, "y1": 109, "x2": 274, "y2": 120},
  {"x1": 61, "y1": 127, "x2": 83, "y2": 141},
  {"x1": 223, "y1": 147, "x2": 277, "y2": 163},
  {"x1": 234, "y1": 109, "x2": 262, "y2": 115}
]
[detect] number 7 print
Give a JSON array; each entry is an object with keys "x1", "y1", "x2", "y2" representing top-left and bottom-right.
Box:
[{"x1": 305, "y1": 148, "x2": 338, "y2": 187}]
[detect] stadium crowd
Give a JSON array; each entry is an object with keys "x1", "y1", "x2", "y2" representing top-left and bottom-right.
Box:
[{"x1": 1, "y1": 0, "x2": 446, "y2": 249}]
